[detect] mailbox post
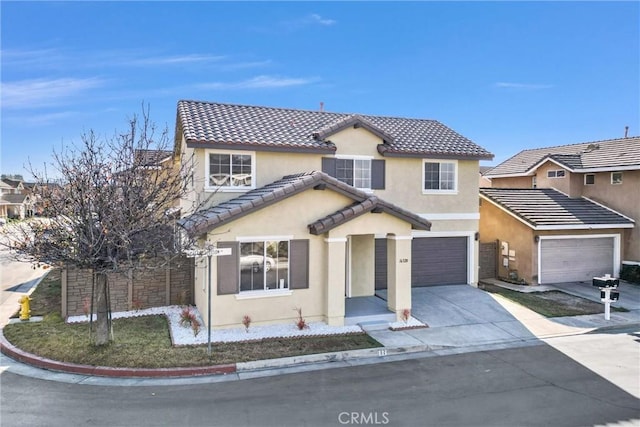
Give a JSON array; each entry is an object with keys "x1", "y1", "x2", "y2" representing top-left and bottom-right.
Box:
[
  {"x1": 184, "y1": 244, "x2": 232, "y2": 356},
  {"x1": 593, "y1": 274, "x2": 620, "y2": 321}
]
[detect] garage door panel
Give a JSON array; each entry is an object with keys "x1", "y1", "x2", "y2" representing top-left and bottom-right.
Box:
[
  {"x1": 540, "y1": 237, "x2": 614, "y2": 284},
  {"x1": 412, "y1": 237, "x2": 467, "y2": 286}
]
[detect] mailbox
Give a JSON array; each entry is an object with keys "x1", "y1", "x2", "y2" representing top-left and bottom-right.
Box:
[
  {"x1": 601, "y1": 290, "x2": 620, "y2": 301},
  {"x1": 593, "y1": 277, "x2": 619, "y2": 288}
]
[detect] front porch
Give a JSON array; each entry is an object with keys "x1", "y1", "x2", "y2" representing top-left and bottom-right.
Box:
[{"x1": 344, "y1": 295, "x2": 396, "y2": 326}]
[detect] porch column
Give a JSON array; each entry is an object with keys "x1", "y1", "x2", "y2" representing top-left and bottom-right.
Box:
[
  {"x1": 387, "y1": 235, "x2": 412, "y2": 321},
  {"x1": 325, "y1": 237, "x2": 347, "y2": 326}
]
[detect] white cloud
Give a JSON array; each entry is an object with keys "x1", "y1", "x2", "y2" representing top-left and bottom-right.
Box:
[
  {"x1": 494, "y1": 82, "x2": 554, "y2": 90},
  {"x1": 1, "y1": 77, "x2": 105, "y2": 109},
  {"x1": 4, "y1": 111, "x2": 80, "y2": 126},
  {"x1": 123, "y1": 53, "x2": 226, "y2": 66},
  {"x1": 309, "y1": 14, "x2": 337, "y2": 26},
  {"x1": 197, "y1": 75, "x2": 319, "y2": 90}
]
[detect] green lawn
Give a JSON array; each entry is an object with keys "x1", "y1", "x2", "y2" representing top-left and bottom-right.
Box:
[{"x1": 3, "y1": 269, "x2": 381, "y2": 368}]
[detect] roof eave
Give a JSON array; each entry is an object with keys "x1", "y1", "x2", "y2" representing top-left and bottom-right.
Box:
[
  {"x1": 378, "y1": 145, "x2": 494, "y2": 160},
  {"x1": 185, "y1": 140, "x2": 336, "y2": 154}
]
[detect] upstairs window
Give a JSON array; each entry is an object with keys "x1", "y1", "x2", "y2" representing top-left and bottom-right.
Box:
[
  {"x1": 584, "y1": 174, "x2": 595, "y2": 185},
  {"x1": 611, "y1": 172, "x2": 623, "y2": 185},
  {"x1": 336, "y1": 158, "x2": 371, "y2": 189},
  {"x1": 206, "y1": 151, "x2": 255, "y2": 191},
  {"x1": 322, "y1": 156, "x2": 385, "y2": 190},
  {"x1": 547, "y1": 170, "x2": 566, "y2": 179},
  {"x1": 423, "y1": 160, "x2": 457, "y2": 193}
]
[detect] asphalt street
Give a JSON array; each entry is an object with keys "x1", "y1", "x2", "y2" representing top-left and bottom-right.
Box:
[{"x1": 2, "y1": 337, "x2": 639, "y2": 427}]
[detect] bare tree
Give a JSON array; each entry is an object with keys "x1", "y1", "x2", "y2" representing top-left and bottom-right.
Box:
[{"x1": 6, "y1": 105, "x2": 198, "y2": 345}]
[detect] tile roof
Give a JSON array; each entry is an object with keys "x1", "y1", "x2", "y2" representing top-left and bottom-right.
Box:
[
  {"x1": 178, "y1": 171, "x2": 431, "y2": 238},
  {"x1": 0, "y1": 194, "x2": 29, "y2": 204},
  {"x1": 134, "y1": 149, "x2": 173, "y2": 167},
  {"x1": 480, "y1": 188, "x2": 635, "y2": 229},
  {"x1": 485, "y1": 136, "x2": 640, "y2": 176},
  {"x1": 177, "y1": 100, "x2": 493, "y2": 159}
]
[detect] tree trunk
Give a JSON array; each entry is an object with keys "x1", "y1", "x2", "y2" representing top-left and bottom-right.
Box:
[{"x1": 95, "y1": 272, "x2": 110, "y2": 346}]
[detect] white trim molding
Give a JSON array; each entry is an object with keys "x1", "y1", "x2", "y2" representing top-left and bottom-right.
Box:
[
  {"x1": 236, "y1": 235, "x2": 294, "y2": 242},
  {"x1": 324, "y1": 237, "x2": 348, "y2": 243},
  {"x1": 419, "y1": 213, "x2": 480, "y2": 221},
  {"x1": 235, "y1": 289, "x2": 293, "y2": 300}
]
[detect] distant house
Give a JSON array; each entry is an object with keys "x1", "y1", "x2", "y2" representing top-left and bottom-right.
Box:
[
  {"x1": 0, "y1": 177, "x2": 32, "y2": 219},
  {"x1": 480, "y1": 136, "x2": 638, "y2": 285},
  {"x1": 174, "y1": 100, "x2": 494, "y2": 329}
]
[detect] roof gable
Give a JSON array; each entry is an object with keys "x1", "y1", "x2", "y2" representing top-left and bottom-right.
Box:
[
  {"x1": 312, "y1": 115, "x2": 395, "y2": 144},
  {"x1": 176, "y1": 100, "x2": 493, "y2": 160},
  {"x1": 178, "y1": 171, "x2": 431, "y2": 238},
  {"x1": 486, "y1": 136, "x2": 640, "y2": 177},
  {"x1": 480, "y1": 188, "x2": 634, "y2": 230}
]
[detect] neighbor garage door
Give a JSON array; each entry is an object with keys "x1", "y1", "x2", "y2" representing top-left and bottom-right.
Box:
[
  {"x1": 539, "y1": 237, "x2": 614, "y2": 284},
  {"x1": 411, "y1": 237, "x2": 468, "y2": 286}
]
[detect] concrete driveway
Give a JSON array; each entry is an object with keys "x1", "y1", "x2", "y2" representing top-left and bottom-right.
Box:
[
  {"x1": 372, "y1": 282, "x2": 640, "y2": 350},
  {"x1": 373, "y1": 285, "x2": 538, "y2": 349}
]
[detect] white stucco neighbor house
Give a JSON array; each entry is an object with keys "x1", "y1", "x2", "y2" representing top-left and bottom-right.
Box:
[{"x1": 175, "y1": 100, "x2": 494, "y2": 329}]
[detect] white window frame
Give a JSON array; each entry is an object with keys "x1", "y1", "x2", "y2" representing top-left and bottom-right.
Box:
[
  {"x1": 422, "y1": 160, "x2": 458, "y2": 194},
  {"x1": 204, "y1": 149, "x2": 256, "y2": 192},
  {"x1": 611, "y1": 172, "x2": 623, "y2": 185},
  {"x1": 584, "y1": 173, "x2": 595, "y2": 185},
  {"x1": 547, "y1": 169, "x2": 566, "y2": 179},
  {"x1": 335, "y1": 155, "x2": 373, "y2": 191}
]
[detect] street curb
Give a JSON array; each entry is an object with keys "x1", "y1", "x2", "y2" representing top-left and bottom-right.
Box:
[
  {"x1": 236, "y1": 344, "x2": 433, "y2": 372},
  {"x1": 0, "y1": 331, "x2": 236, "y2": 378}
]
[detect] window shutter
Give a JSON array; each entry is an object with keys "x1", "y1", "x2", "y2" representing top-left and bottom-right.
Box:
[
  {"x1": 322, "y1": 157, "x2": 336, "y2": 178},
  {"x1": 289, "y1": 239, "x2": 309, "y2": 289},
  {"x1": 217, "y1": 242, "x2": 239, "y2": 295},
  {"x1": 371, "y1": 159, "x2": 385, "y2": 189}
]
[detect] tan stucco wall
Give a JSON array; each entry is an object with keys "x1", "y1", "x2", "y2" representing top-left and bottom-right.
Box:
[
  {"x1": 582, "y1": 170, "x2": 640, "y2": 262},
  {"x1": 195, "y1": 185, "x2": 417, "y2": 328},
  {"x1": 491, "y1": 176, "x2": 533, "y2": 188},
  {"x1": 183, "y1": 127, "x2": 482, "y2": 219}
]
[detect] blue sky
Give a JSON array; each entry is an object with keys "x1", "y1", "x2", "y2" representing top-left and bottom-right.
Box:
[{"x1": 2, "y1": 1, "x2": 639, "y2": 177}]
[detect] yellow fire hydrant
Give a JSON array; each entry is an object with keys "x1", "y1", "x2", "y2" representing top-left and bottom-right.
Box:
[{"x1": 19, "y1": 295, "x2": 31, "y2": 321}]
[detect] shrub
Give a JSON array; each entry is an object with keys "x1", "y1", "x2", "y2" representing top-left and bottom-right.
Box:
[
  {"x1": 621, "y1": 264, "x2": 640, "y2": 284},
  {"x1": 294, "y1": 307, "x2": 308, "y2": 330},
  {"x1": 242, "y1": 315, "x2": 251, "y2": 333},
  {"x1": 180, "y1": 307, "x2": 197, "y2": 328},
  {"x1": 400, "y1": 308, "x2": 411, "y2": 324}
]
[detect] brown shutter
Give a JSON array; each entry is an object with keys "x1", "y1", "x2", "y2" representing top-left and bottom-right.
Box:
[
  {"x1": 371, "y1": 159, "x2": 385, "y2": 189},
  {"x1": 322, "y1": 157, "x2": 336, "y2": 177},
  {"x1": 217, "y1": 242, "x2": 239, "y2": 295},
  {"x1": 289, "y1": 239, "x2": 309, "y2": 289}
]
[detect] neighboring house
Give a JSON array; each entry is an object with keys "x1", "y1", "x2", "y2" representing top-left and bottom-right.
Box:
[
  {"x1": 0, "y1": 178, "x2": 32, "y2": 219},
  {"x1": 479, "y1": 166, "x2": 493, "y2": 188},
  {"x1": 175, "y1": 100, "x2": 493, "y2": 329},
  {"x1": 480, "y1": 136, "x2": 639, "y2": 285}
]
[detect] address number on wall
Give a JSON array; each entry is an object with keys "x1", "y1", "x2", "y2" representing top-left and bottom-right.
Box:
[{"x1": 399, "y1": 258, "x2": 409, "y2": 263}]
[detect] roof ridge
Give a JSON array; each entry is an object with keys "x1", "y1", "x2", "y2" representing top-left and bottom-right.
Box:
[{"x1": 519, "y1": 136, "x2": 640, "y2": 154}]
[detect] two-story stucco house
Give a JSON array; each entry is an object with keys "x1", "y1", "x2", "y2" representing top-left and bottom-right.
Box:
[
  {"x1": 175, "y1": 100, "x2": 493, "y2": 329},
  {"x1": 480, "y1": 136, "x2": 638, "y2": 285}
]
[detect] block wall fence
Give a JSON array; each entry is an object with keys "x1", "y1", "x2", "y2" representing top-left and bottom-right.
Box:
[{"x1": 61, "y1": 257, "x2": 194, "y2": 318}]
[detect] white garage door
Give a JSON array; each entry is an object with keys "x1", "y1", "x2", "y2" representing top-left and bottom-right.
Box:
[{"x1": 540, "y1": 237, "x2": 614, "y2": 284}]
